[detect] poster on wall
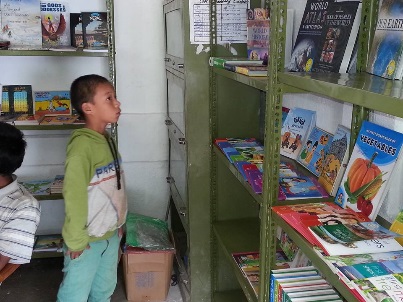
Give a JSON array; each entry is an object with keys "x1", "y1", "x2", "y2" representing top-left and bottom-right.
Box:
[{"x1": 189, "y1": 0, "x2": 250, "y2": 44}]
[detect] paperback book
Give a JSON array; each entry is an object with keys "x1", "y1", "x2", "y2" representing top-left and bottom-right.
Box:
[
  {"x1": 318, "y1": 124, "x2": 351, "y2": 196},
  {"x1": 297, "y1": 126, "x2": 333, "y2": 176},
  {"x1": 70, "y1": 12, "x2": 83, "y2": 48},
  {"x1": 1, "y1": 85, "x2": 34, "y2": 117},
  {"x1": 246, "y1": 8, "x2": 270, "y2": 61},
  {"x1": 82, "y1": 12, "x2": 108, "y2": 50},
  {"x1": 288, "y1": 0, "x2": 335, "y2": 72},
  {"x1": 280, "y1": 107, "x2": 316, "y2": 160},
  {"x1": 352, "y1": 273, "x2": 403, "y2": 302},
  {"x1": 33, "y1": 234, "x2": 63, "y2": 252},
  {"x1": 39, "y1": 114, "x2": 77, "y2": 125},
  {"x1": 234, "y1": 65, "x2": 268, "y2": 77},
  {"x1": 278, "y1": 176, "x2": 328, "y2": 200},
  {"x1": 0, "y1": 0, "x2": 42, "y2": 48},
  {"x1": 34, "y1": 90, "x2": 71, "y2": 117},
  {"x1": 21, "y1": 179, "x2": 52, "y2": 195},
  {"x1": 311, "y1": 1, "x2": 361, "y2": 73},
  {"x1": 40, "y1": 1, "x2": 70, "y2": 48},
  {"x1": 334, "y1": 121, "x2": 403, "y2": 220},
  {"x1": 366, "y1": 0, "x2": 403, "y2": 79},
  {"x1": 390, "y1": 210, "x2": 403, "y2": 245}
]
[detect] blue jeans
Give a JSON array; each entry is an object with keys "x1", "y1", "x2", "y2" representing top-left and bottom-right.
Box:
[{"x1": 57, "y1": 231, "x2": 120, "y2": 302}]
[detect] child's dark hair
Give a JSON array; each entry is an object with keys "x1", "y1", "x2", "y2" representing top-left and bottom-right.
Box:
[
  {"x1": 0, "y1": 122, "x2": 27, "y2": 175},
  {"x1": 70, "y1": 74, "x2": 111, "y2": 118}
]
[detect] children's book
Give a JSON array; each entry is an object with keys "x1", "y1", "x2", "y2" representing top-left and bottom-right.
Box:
[
  {"x1": 334, "y1": 121, "x2": 403, "y2": 220},
  {"x1": 297, "y1": 126, "x2": 333, "y2": 176},
  {"x1": 311, "y1": 1, "x2": 362, "y2": 73},
  {"x1": 337, "y1": 259, "x2": 403, "y2": 281},
  {"x1": 282, "y1": 106, "x2": 290, "y2": 126},
  {"x1": 278, "y1": 176, "x2": 328, "y2": 200},
  {"x1": 234, "y1": 65, "x2": 268, "y2": 77},
  {"x1": 390, "y1": 210, "x2": 403, "y2": 245},
  {"x1": 208, "y1": 57, "x2": 264, "y2": 69},
  {"x1": 82, "y1": 12, "x2": 108, "y2": 51},
  {"x1": 318, "y1": 124, "x2": 351, "y2": 196},
  {"x1": 1, "y1": 85, "x2": 34, "y2": 117},
  {"x1": 288, "y1": 0, "x2": 335, "y2": 72},
  {"x1": 353, "y1": 273, "x2": 403, "y2": 302},
  {"x1": 245, "y1": 169, "x2": 263, "y2": 194},
  {"x1": 366, "y1": 0, "x2": 403, "y2": 79},
  {"x1": 70, "y1": 12, "x2": 83, "y2": 48},
  {"x1": 33, "y1": 234, "x2": 63, "y2": 252},
  {"x1": 40, "y1": 1, "x2": 70, "y2": 48},
  {"x1": 246, "y1": 8, "x2": 270, "y2": 61},
  {"x1": 34, "y1": 90, "x2": 71, "y2": 117},
  {"x1": 232, "y1": 252, "x2": 260, "y2": 296},
  {"x1": 0, "y1": 0, "x2": 42, "y2": 48},
  {"x1": 38, "y1": 114, "x2": 77, "y2": 125},
  {"x1": 21, "y1": 179, "x2": 52, "y2": 195},
  {"x1": 278, "y1": 228, "x2": 300, "y2": 261},
  {"x1": 13, "y1": 114, "x2": 39, "y2": 125},
  {"x1": 280, "y1": 107, "x2": 316, "y2": 160}
]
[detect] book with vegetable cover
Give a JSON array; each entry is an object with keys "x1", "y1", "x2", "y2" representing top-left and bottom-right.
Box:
[{"x1": 334, "y1": 121, "x2": 403, "y2": 220}]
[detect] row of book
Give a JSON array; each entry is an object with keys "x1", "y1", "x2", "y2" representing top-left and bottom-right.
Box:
[
  {"x1": 21, "y1": 175, "x2": 64, "y2": 196},
  {"x1": 0, "y1": 85, "x2": 83, "y2": 125},
  {"x1": 0, "y1": 0, "x2": 107, "y2": 51}
]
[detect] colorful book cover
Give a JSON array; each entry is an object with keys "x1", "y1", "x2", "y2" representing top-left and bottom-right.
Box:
[
  {"x1": 234, "y1": 65, "x2": 268, "y2": 76},
  {"x1": 70, "y1": 12, "x2": 83, "y2": 47},
  {"x1": 297, "y1": 126, "x2": 333, "y2": 176},
  {"x1": 40, "y1": 1, "x2": 70, "y2": 48},
  {"x1": 279, "y1": 228, "x2": 300, "y2": 261},
  {"x1": 323, "y1": 251, "x2": 403, "y2": 268},
  {"x1": 246, "y1": 8, "x2": 270, "y2": 61},
  {"x1": 337, "y1": 259, "x2": 403, "y2": 281},
  {"x1": 288, "y1": 0, "x2": 335, "y2": 72},
  {"x1": 2, "y1": 85, "x2": 34, "y2": 116},
  {"x1": 13, "y1": 114, "x2": 39, "y2": 125},
  {"x1": 353, "y1": 273, "x2": 403, "y2": 302},
  {"x1": 245, "y1": 169, "x2": 263, "y2": 194},
  {"x1": 282, "y1": 106, "x2": 290, "y2": 126},
  {"x1": 311, "y1": 1, "x2": 361, "y2": 73},
  {"x1": 0, "y1": 0, "x2": 42, "y2": 48},
  {"x1": 390, "y1": 210, "x2": 403, "y2": 245},
  {"x1": 280, "y1": 107, "x2": 316, "y2": 160},
  {"x1": 334, "y1": 121, "x2": 403, "y2": 220},
  {"x1": 39, "y1": 114, "x2": 77, "y2": 125},
  {"x1": 366, "y1": 0, "x2": 403, "y2": 79},
  {"x1": 232, "y1": 252, "x2": 260, "y2": 297},
  {"x1": 318, "y1": 124, "x2": 351, "y2": 196},
  {"x1": 82, "y1": 12, "x2": 108, "y2": 50},
  {"x1": 279, "y1": 176, "x2": 328, "y2": 200},
  {"x1": 21, "y1": 179, "x2": 52, "y2": 195},
  {"x1": 33, "y1": 234, "x2": 63, "y2": 252},
  {"x1": 34, "y1": 90, "x2": 71, "y2": 117}
]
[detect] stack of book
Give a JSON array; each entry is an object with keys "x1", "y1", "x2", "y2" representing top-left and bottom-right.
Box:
[{"x1": 50, "y1": 175, "x2": 64, "y2": 194}]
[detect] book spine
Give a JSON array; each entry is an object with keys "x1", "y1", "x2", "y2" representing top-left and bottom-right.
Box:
[
  {"x1": 208, "y1": 57, "x2": 227, "y2": 69},
  {"x1": 235, "y1": 66, "x2": 249, "y2": 76},
  {"x1": 223, "y1": 63, "x2": 236, "y2": 72}
]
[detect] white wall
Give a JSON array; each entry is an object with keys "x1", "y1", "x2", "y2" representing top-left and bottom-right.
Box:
[{"x1": 114, "y1": 0, "x2": 169, "y2": 219}]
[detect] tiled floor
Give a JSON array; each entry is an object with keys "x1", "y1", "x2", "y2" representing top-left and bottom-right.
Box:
[{"x1": 0, "y1": 257, "x2": 183, "y2": 302}]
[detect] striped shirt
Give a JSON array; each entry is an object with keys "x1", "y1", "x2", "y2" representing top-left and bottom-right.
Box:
[{"x1": 0, "y1": 176, "x2": 41, "y2": 264}]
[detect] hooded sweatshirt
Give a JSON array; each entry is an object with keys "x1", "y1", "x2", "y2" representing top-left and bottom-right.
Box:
[{"x1": 62, "y1": 128, "x2": 127, "y2": 251}]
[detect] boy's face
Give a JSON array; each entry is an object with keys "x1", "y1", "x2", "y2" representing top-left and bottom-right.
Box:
[{"x1": 86, "y1": 82, "x2": 121, "y2": 124}]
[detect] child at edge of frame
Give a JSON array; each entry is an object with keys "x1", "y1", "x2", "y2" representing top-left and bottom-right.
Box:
[{"x1": 57, "y1": 74, "x2": 128, "y2": 302}]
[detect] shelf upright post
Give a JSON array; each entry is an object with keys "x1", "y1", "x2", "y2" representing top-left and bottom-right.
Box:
[{"x1": 260, "y1": 0, "x2": 286, "y2": 301}]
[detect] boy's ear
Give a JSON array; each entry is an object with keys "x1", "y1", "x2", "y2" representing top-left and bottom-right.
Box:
[{"x1": 82, "y1": 103, "x2": 93, "y2": 114}]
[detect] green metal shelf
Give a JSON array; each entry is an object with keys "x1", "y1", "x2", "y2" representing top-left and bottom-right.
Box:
[
  {"x1": 213, "y1": 218, "x2": 260, "y2": 302},
  {"x1": 16, "y1": 124, "x2": 85, "y2": 131},
  {"x1": 279, "y1": 72, "x2": 403, "y2": 118},
  {"x1": 213, "y1": 290, "x2": 248, "y2": 302},
  {"x1": 214, "y1": 146, "x2": 263, "y2": 205},
  {"x1": 0, "y1": 49, "x2": 108, "y2": 57},
  {"x1": 272, "y1": 212, "x2": 358, "y2": 302},
  {"x1": 35, "y1": 194, "x2": 63, "y2": 201},
  {"x1": 213, "y1": 68, "x2": 268, "y2": 91}
]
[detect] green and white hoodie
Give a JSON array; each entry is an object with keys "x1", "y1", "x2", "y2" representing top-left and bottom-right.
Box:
[{"x1": 62, "y1": 128, "x2": 127, "y2": 251}]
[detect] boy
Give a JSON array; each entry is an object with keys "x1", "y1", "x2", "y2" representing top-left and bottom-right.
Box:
[
  {"x1": 0, "y1": 122, "x2": 41, "y2": 271},
  {"x1": 57, "y1": 74, "x2": 127, "y2": 301}
]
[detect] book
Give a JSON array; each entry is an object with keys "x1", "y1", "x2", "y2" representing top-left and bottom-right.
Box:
[
  {"x1": 33, "y1": 234, "x2": 63, "y2": 252},
  {"x1": 232, "y1": 251, "x2": 260, "y2": 296},
  {"x1": 70, "y1": 13, "x2": 83, "y2": 48},
  {"x1": 246, "y1": 8, "x2": 270, "y2": 61},
  {"x1": 297, "y1": 126, "x2": 333, "y2": 177},
  {"x1": 38, "y1": 114, "x2": 77, "y2": 125},
  {"x1": 353, "y1": 273, "x2": 403, "y2": 302},
  {"x1": 50, "y1": 174, "x2": 64, "y2": 194},
  {"x1": 82, "y1": 12, "x2": 108, "y2": 51},
  {"x1": 278, "y1": 228, "x2": 300, "y2": 261},
  {"x1": 21, "y1": 179, "x2": 52, "y2": 195},
  {"x1": 366, "y1": 0, "x2": 403, "y2": 79},
  {"x1": 318, "y1": 125, "x2": 351, "y2": 196},
  {"x1": 234, "y1": 65, "x2": 268, "y2": 77},
  {"x1": 311, "y1": 1, "x2": 362, "y2": 73},
  {"x1": 283, "y1": 288, "x2": 338, "y2": 302},
  {"x1": 272, "y1": 202, "x2": 373, "y2": 247},
  {"x1": 280, "y1": 107, "x2": 316, "y2": 160},
  {"x1": 279, "y1": 176, "x2": 328, "y2": 200},
  {"x1": 390, "y1": 210, "x2": 403, "y2": 245},
  {"x1": 40, "y1": 1, "x2": 70, "y2": 48},
  {"x1": 34, "y1": 90, "x2": 71, "y2": 117},
  {"x1": 334, "y1": 121, "x2": 403, "y2": 220},
  {"x1": 245, "y1": 169, "x2": 263, "y2": 194},
  {"x1": 337, "y1": 259, "x2": 403, "y2": 281},
  {"x1": 0, "y1": 0, "x2": 42, "y2": 48},
  {"x1": 13, "y1": 114, "x2": 39, "y2": 125},
  {"x1": 1, "y1": 85, "x2": 34, "y2": 118},
  {"x1": 208, "y1": 57, "x2": 264, "y2": 69},
  {"x1": 288, "y1": 0, "x2": 335, "y2": 72}
]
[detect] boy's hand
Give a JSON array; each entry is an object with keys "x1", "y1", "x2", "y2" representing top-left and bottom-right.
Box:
[{"x1": 67, "y1": 245, "x2": 90, "y2": 259}]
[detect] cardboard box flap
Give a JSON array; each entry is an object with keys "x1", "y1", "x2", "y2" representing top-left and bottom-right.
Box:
[{"x1": 125, "y1": 252, "x2": 173, "y2": 273}]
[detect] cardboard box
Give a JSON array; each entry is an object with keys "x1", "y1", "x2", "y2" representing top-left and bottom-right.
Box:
[{"x1": 122, "y1": 250, "x2": 174, "y2": 302}]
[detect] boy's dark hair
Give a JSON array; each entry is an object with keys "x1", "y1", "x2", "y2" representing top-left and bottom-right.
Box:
[
  {"x1": 70, "y1": 74, "x2": 111, "y2": 118},
  {"x1": 0, "y1": 122, "x2": 27, "y2": 175}
]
